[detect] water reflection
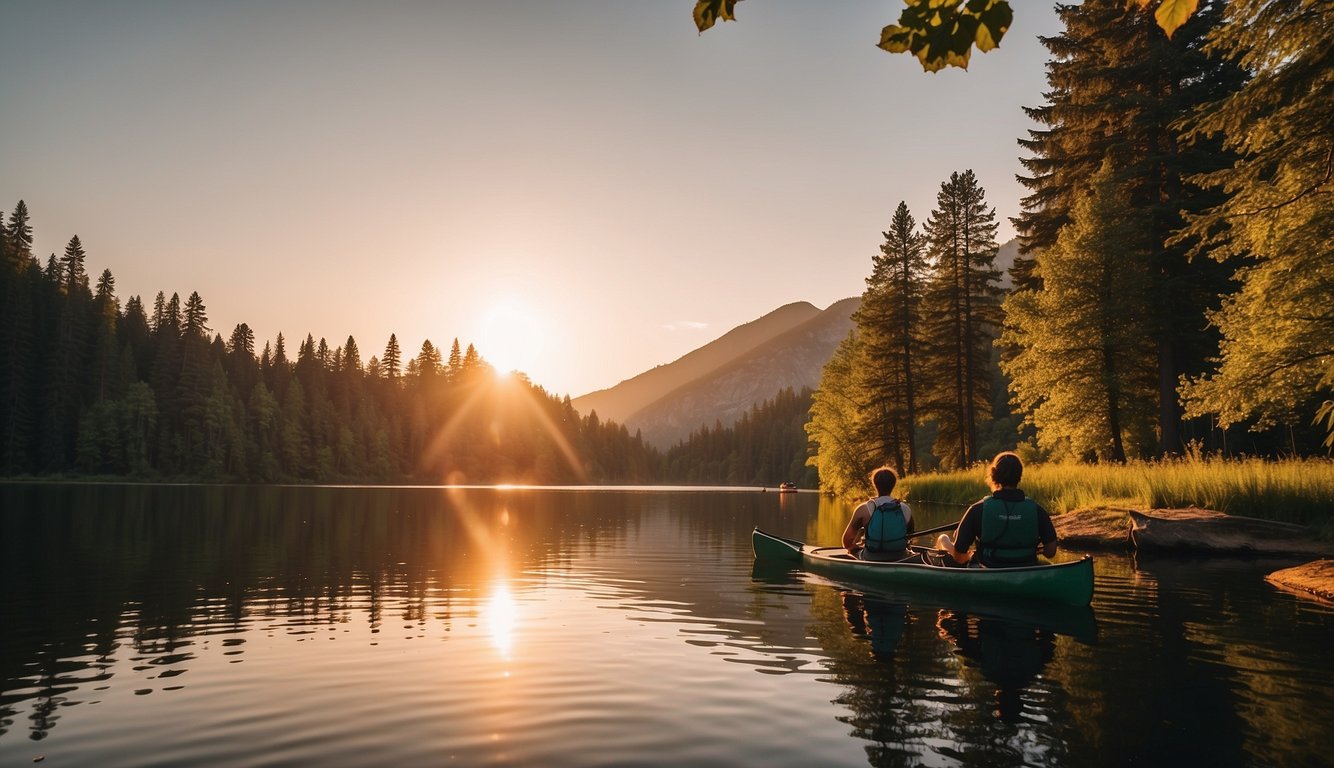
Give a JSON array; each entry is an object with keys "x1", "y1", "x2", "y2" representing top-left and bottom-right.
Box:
[
  {"x1": 935, "y1": 609, "x2": 1056, "y2": 721},
  {"x1": 488, "y1": 584, "x2": 518, "y2": 658},
  {"x1": 3, "y1": 484, "x2": 1332, "y2": 768}
]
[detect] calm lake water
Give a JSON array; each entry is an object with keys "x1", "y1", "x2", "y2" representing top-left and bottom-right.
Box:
[{"x1": 2, "y1": 484, "x2": 1332, "y2": 767}]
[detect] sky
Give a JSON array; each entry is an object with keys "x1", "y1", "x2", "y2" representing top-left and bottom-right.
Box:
[{"x1": 0, "y1": 1, "x2": 1064, "y2": 399}]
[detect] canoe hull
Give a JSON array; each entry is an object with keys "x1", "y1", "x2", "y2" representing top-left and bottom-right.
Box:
[{"x1": 753, "y1": 528, "x2": 1094, "y2": 607}]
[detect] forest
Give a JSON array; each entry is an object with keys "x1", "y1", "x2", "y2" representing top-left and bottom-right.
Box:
[
  {"x1": 0, "y1": 216, "x2": 807, "y2": 485},
  {"x1": 805, "y1": 0, "x2": 1331, "y2": 495}
]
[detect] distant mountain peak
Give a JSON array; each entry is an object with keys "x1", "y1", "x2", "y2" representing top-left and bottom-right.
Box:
[{"x1": 573, "y1": 298, "x2": 857, "y2": 447}]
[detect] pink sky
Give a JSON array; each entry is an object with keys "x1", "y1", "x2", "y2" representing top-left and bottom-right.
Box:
[{"x1": 0, "y1": 1, "x2": 1062, "y2": 397}]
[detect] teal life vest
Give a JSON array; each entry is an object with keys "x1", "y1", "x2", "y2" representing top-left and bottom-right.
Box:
[
  {"x1": 866, "y1": 500, "x2": 908, "y2": 553},
  {"x1": 979, "y1": 496, "x2": 1040, "y2": 566}
]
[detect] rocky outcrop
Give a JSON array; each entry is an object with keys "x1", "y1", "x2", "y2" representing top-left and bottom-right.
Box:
[
  {"x1": 1051, "y1": 507, "x2": 1136, "y2": 550},
  {"x1": 1128, "y1": 508, "x2": 1333, "y2": 557},
  {"x1": 1053, "y1": 506, "x2": 1334, "y2": 557},
  {"x1": 1053, "y1": 506, "x2": 1334, "y2": 607},
  {"x1": 1265, "y1": 560, "x2": 1334, "y2": 604}
]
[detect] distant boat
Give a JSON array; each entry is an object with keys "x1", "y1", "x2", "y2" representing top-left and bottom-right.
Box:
[{"x1": 778, "y1": 482, "x2": 797, "y2": 493}]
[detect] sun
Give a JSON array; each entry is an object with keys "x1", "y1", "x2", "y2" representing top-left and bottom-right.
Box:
[{"x1": 476, "y1": 297, "x2": 545, "y2": 376}]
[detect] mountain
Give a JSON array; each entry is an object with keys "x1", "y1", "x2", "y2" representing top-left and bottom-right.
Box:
[
  {"x1": 996, "y1": 237, "x2": 1019, "y2": 291},
  {"x1": 572, "y1": 301, "x2": 822, "y2": 425},
  {"x1": 574, "y1": 298, "x2": 858, "y2": 448}
]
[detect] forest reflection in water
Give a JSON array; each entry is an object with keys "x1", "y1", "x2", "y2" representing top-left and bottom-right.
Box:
[{"x1": 2, "y1": 483, "x2": 1332, "y2": 768}]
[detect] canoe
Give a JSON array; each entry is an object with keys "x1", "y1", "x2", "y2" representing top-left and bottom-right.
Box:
[{"x1": 753, "y1": 527, "x2": 1095, "y2": 607}]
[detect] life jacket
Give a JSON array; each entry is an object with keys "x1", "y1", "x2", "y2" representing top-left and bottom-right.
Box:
[
  {"x1": 979, "y1": 496, "x2": 1039, "y2": 566},
  {"x1": 865, "y1": 500, "x2": 908, "y2": 553}
]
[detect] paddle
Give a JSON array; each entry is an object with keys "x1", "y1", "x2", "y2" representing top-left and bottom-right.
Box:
[{"x1": 907, "y1": 521, "x2": 957, "y2": 540}]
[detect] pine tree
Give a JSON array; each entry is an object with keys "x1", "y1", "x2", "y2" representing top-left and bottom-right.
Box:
[
  {"x1": 60, "y1": 235, "x2": 88, "y2": 293},
  {"x1": 919, "y1": 170, "x2": 1003, "y2": 468},
  {"x1": 1002, "y1": 162, "x2": 1159, "y2": 461},
  {"x1": 447, "y1": 338, "x2": 463, "y2": 379},
  {"x1": 416, "y1": 340, "x2": 442, "y2": 378},
  {"x1": 342, "y1": 335, "x2": 362, "y2": 373},
  {"x1": 1013, "y1": 0, "x2": 1244, "y2": 453},
  {"x1": 806, "y1": 333, "x2": 872, "y2": 496},
  {"x1": 1176, "y1": 0, "x2": 1334, "y2": 447},
  {"x1": 6, "y1": 201, "x2": 33, "y2": 269},
  {"x1": 382, "y1": 334, "x2": 401, "y2": 379}
]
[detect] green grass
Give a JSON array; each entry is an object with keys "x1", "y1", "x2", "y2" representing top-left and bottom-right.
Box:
[{"x1": 900, "y1": 457, "x2": 1334, "y2": 530}]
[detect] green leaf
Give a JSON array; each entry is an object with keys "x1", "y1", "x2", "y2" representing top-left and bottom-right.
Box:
[
  {"x1": 694, "y1": 0, "x2": 740, "y2": 34},
  {"x1": 974, "y1": 1, "x2": 1013, "y2": 52},
  {"x1": 877, "y1": 1, "x2": 1011, "y2": 72}
]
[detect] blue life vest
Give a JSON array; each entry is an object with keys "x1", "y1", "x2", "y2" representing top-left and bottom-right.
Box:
[
  {"x1": 866, "y1": 500, "x2": 908, "y2": 553},
  {"x1": 979, "y1": 496, "x2": 1040, "y2": 566}
]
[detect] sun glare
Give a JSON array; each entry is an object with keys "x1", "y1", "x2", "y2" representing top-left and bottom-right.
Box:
[
  {"x1": 477, "y1": 297, "x2": 545, "y2": 377},
  {"x1": 487, "y1": 583, "x2": 518, "y2": 658}
]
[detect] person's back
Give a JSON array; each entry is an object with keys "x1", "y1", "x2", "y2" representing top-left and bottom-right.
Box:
[
  {"x1": 862, "y1": 498, "x2": 909, "y2": 561},
  {"x1": 936, "y1": 452, "x2": 1057, "y2": 568},
  {"x1": 843, "y1": 466, "x2": 915, "y2": 560},
  {"x1": 974, "y1": 488, "x2": 1042, "y2": 567}
]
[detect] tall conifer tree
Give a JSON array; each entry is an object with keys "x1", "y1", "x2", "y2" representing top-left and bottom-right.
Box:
[
  {"x1": 850, "y1": 201, "x2": 927, "y2": 475},
  {"x1": 1176, "y1": 0, "x2": 1334, "y2": 446},
  {"x1": 919, "y1": 170, "x2": 1003, "y2": 468},
  {"x1": 1012, "y1": 0, "x2": 1243, "y2": 453},
  {"x1": 1003, "y1": 163, "x2": 1159, "y2": 461}
]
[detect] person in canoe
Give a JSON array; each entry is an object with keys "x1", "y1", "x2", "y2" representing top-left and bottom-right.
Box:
[
  {"x1": 842, "y1": 466, "x2": 915, "y2": 561},
  {"x1": 935, "y1": 451, "x2": 1058, "y2": 567}
]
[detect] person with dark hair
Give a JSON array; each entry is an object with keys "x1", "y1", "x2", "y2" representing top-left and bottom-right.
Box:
[
  {"x1": 935, "y1": 452, "x2": 1058, "y2": 567},
  {"x1": 842, "y1": 466, "x2": 915, "y2": 561}
]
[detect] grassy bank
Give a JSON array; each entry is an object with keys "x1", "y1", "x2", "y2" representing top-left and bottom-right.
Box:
[{"x1": 900, "y1": 457, "x2": 1334, "y2": 529}]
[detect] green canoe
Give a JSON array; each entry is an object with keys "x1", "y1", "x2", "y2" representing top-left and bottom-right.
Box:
[{"x1": 753, "y1": 528, "x2": 1095, "y2": 607}]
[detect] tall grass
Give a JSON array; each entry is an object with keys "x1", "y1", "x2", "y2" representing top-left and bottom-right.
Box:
[{"x1": 899, "y1": 457, "x2": 1334, "y2": 528}]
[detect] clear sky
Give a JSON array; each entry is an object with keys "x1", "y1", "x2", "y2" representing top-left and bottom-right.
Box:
[{"x1": 0, "y1": 1, "x2": 1062, "y2": 398}]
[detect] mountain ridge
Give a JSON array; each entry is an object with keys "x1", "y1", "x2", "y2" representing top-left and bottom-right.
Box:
[{"x1": 571, "y1": 300, "x2": 821, "y2": 424}]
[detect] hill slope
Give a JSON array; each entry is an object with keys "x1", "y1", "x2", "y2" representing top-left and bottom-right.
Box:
[
  {"x1": 571, "y1": 301, "x2": 821, "y2": 424},
  {"x1": 582, "y1": 298, "x2": 857, "y2": 448}
]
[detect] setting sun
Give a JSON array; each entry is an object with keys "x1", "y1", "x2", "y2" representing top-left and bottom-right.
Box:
[{"x1": 476, "y1": 297, "x2": 546, "y2": 377}]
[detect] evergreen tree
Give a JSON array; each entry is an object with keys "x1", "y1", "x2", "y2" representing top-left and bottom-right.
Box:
[
  {"x1": 1176, "y1": 0, "x2": 1334, "y2": 447},
  {"x1": 852, "y1": 201, "x2": 928, "y2": 475},
  {"x1": 6, "y1": 200, "x2": 33, "y2": 269},
  {"x1": 919, "y1": 170, "x2": 1003, "y2": 468},
  {"x1": 60, "y1": 235, "x2": 88, "y2": 293},
  {"x1": 382, "y1": 334, "x2": 401, "y2": 379},
  {"x1": 447, "y1": 338, "x2": 463, "y2": 378},
  {"x1": 342, "y1": 336, "x2": 362, "y2": 373},
  {"x1": 1002, "y1": 162, "x2": 1159, "y2": 461},
  {"x1": 806, "y1": 332, "x2": 874, "y2": 496},
  {"x1": 1013, "y1": 0, "x2": 1243, "y2": 453},
  {"x1": 416, "y1": 339, "x2": 443, "y2": 378}
]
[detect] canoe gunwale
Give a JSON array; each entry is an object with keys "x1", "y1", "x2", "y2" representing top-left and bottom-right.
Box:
[{"x1": 752, "y1": 527, "x2": 1094, "y2": 606}]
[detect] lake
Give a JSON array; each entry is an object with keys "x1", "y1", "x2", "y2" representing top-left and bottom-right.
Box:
[{"x1": 2, "y1": 484, "x2": 1332, "y2": 767}]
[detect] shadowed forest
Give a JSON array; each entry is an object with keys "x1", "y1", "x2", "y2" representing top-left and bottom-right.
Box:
[{"x1": 0, "y1": 221, "x2": 809, "y2": 485}]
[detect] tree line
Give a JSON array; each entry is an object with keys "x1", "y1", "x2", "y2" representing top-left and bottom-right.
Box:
[
  {"x1": 807, "y1": 0, "x2": 1332, "y2": 495},
  {"x1": 0, "y1": 210, "x2": 808, "y2": 486},
  {"x1": 0, "y1": 209, "x2": 666, "y2": 484}
]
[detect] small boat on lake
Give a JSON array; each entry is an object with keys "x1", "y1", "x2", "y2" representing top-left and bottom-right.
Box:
[
  {"x1": 778, "y1": 482, "x2": 797, "y2": 493},
  {"x1": 752, "y1": 528, "x2": 1094, "y2": 606}
]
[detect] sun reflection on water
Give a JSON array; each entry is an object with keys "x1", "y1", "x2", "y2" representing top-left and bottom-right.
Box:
[{"x1": 487, "y1": 584, "x2": 518, "y2": 659}]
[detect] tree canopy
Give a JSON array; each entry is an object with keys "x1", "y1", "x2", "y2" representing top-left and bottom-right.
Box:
[{"x1": 693, "y1": 0, "x2": 1202, "y2": 72}]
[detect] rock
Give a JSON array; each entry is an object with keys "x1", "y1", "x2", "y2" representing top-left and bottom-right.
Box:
[
  {"x1": 1266, "y1": 560, "x2": 1334, "y2": 604},
  {"x1": 1053, "y1": 507, "x2": 1135, "y2": 550},
  {"x1": 1129, "y1": 508, "x2": 1334, "y2": 556}
]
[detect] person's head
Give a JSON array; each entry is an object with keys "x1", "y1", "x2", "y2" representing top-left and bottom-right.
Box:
[
  {"x1": 870, "y1": 466, "x2": 898, "y2": 497},
  {"x1": 988, "y1": 452, "x2": 1023, "y2": 490}
]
